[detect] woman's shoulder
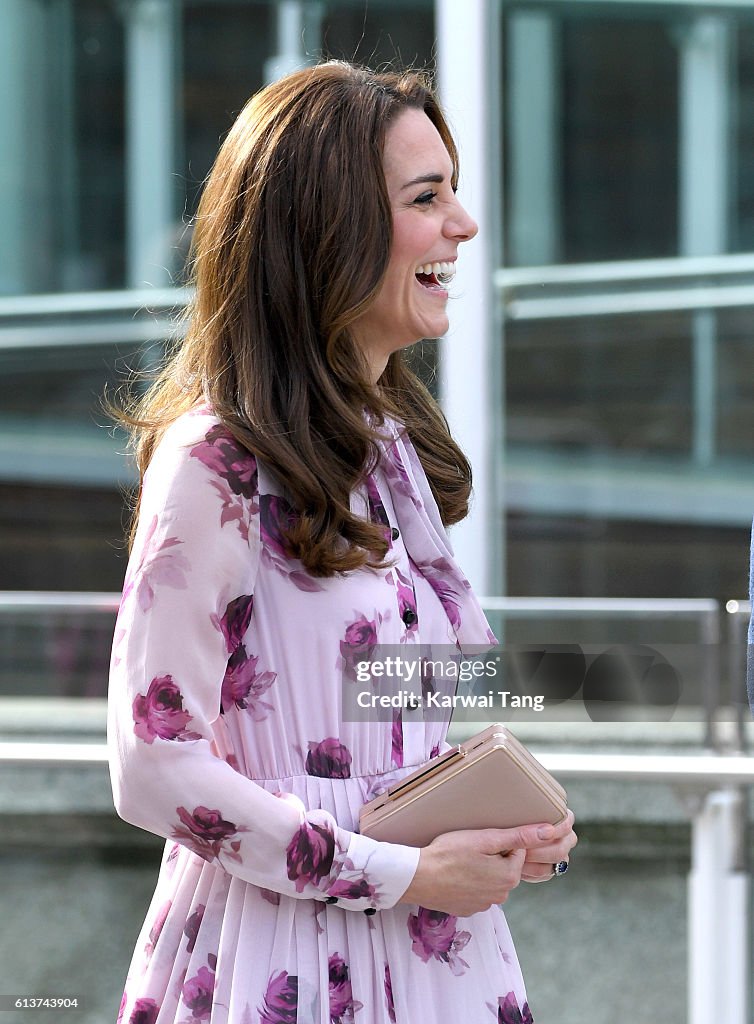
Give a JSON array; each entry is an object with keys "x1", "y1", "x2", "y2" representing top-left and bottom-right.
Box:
[{"x1": 147, "y1": 403, "x2": 258, "y2": 496}]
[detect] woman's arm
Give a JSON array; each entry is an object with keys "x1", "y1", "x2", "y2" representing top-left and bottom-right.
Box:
[{"x1": 108, "y1": 411, "x2": 418, "y2": 912}]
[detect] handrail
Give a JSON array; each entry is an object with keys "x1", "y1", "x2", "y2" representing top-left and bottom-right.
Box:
[
  {"x1": 480, "y1": 596, "x2": 718, "y2": 618},
  {"x1": 495, "y1": 253, "x2": 754, "y2": 321},
  {"x1": 3, "y1": 593, "x2": 718, "y2": 619},
  {"x1": 2, "y1": 743, "x2": 753, "y2": 779},
  {"x1": 0, "y1": 287, "x2": 190, "y2": 319},
  {"x1": 0, "y1": 742, "x2": 109, "y2": 764},
  {"x1": 0, "y1": 592, "x2": 120, "y2": 611},
  {"x1": 495, "y1": 252, "x2": 754, "y2": 289}
]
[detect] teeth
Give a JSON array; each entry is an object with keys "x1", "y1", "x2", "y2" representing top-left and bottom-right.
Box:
[{"x1": 416, "y1": 261, "x2": 456, "y2": 284}]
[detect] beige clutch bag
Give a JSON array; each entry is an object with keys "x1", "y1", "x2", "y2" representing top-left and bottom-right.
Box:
[{"x1": 358, "y1": 723, "x2": 568, "y2": 847}]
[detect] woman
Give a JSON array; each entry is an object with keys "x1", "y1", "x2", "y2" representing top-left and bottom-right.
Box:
[{"x1": 108, "y1": 61, "x2": 576, "y2": 1024}]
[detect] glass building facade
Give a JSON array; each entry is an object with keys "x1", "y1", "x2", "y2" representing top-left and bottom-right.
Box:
[{"x1": 3, "y1": 0, "x2": 754, "y2": 694}]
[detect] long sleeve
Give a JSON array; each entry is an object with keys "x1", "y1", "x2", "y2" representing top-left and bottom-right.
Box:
[{"x1": 107, "y1": 410, "x2": 419, "y2": 911}]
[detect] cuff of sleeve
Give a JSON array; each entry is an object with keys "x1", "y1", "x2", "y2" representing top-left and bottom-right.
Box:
[{"x1": 324, "y1": 830, "x2": 421, "y2": 912}]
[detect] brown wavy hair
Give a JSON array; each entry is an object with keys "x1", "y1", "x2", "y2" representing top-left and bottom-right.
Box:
[{"x1": 118, "y1": 61, "x2": 472, "y2": 576}]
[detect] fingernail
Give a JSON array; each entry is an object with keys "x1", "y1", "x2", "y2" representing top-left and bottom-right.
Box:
[{"x1": 537, "y1": 825, "x2": 555, "y2": 840}]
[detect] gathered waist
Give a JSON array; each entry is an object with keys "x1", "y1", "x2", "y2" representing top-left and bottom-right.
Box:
[{"x1": 248, "y1": 765, "x2": 423, "y2": 832}]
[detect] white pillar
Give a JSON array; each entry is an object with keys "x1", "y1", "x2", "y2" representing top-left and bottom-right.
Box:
[
  {"x1": 264, "y1": 1, "x2": 311, "y2": 85},
  {"x1": 436, "y1": 0, "x2": 502, "y2": 596},
  {"x1": 508, "y1": 10, "x2": 560, "y2": 266},
  {"x1": 125, "y1": 0, "x2": 177, "y2": 288},
  {"x1": 688, "y1": 788, "x2": 749, "y2": 1024},
  {"x1": 679, "y1": 16, "x2": 730, "y2": 257}
]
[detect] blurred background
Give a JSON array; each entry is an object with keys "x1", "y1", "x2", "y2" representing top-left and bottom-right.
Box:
[{"x1": 2, "y1": 0, "x2": 754, "y2": 1022}]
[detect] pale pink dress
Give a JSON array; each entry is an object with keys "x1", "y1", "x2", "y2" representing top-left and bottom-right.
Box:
[{"x1": 108, "y1": 405, "x2": 532, "y2": 1024}]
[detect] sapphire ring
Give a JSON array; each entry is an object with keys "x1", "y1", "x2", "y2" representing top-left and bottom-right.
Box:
[{"x1": 553, "y1": 860, "x2": 569, "y2": 877}]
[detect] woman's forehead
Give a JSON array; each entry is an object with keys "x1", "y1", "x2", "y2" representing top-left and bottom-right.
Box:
[{"x1": 382, "y1": 109, "x2": 454, "y2": 189}]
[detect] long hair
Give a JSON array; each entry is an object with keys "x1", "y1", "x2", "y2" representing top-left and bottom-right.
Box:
[{"x1": 118, "y1": 61, "x2": 472, "y2": 576}]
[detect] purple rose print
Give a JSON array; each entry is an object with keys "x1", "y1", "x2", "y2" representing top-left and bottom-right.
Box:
[
  {"x1": 144, "y1": 899, "x2": 171, "y2": 958},
  {"x1": 171, "y1": 805, "x2": 247, "y2": 864},
  {"x1": 365, "y1": 475, "x2": 390, "y2": 536},
  {"x1": 190, "y1": 423, "x2": 258, "y2": 498},
  {"x1": 341, "y1": 614, "x2": 379, "y2": 657},
  {"x1": 384, "y1": 964, "x2": 396, "y2": 1023},
  {"x1": 391, "y1": 710, "x2": 404, "y2": 769},
  {"x1": 220, "y1": 646, "x2": 276, "y2": 718},
  {"x1": 189, "y1": 425, "x2": 259, "y2": 542},
  {"x1": 259, "y1": 494, "x2": 296, "y2": 560},
  {"x1": 407, "y1": 907, "x2": 471, "y2": 975},
  {"x1": 286, "y1": 821, "x2": 335, "y2": 892},
  {"x1": 132, "y1": 675, "x2": 201, "y2": 745},
  {"x1": 260, "y1": 494, "x2": 324, "y2": 592},
  {"x1": 214, "y1": 594, "x2": 254, "y2": 652},
  {"x1": 423, "y1": 571, "x2": 462, "y2": 631},
  {"x1": 494, "y1": 992, "x2": 534, "y2": 1024},
  {"x1": 259, "y1": 970, "x2": 298, "y2": 1024},
  {"x1": 326, "y1": 877, "x2": 376, "y2": 902},
  {"x1": 181, "y1": 963, "x2": 215, "y2": 1021},
  {"x1": 117, "y1": 991, "x2": 127, "y2": 1024},
  {"x1": 340, "y1": 613, "x2": 380, "y2": 682},
  {"x1": 382, "y1": 443, "x2": 423, "y2": 510},
  {"x1": 184, "y1": 904, "x2": 204, "y2": 953},
  {"x1": 177, "y1": 806, "x2": 237, "y2": 841},
  {"x1": 328, "y1": 953, "x2": 363, "y2": 1023},
  {"x1": 128, "y1": 999, "x2": 159, "y2": 1024},
  {"x1": 305, "y1": 738, "x2": 352, "y2": 779},
  {"x1": 121, "y1": 515, "x2": 189, "y2": 612}
]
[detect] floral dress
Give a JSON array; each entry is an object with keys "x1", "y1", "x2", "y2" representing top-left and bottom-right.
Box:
[{"x1": 108, "y1": 405, "x2": 533, "y2": 1024}]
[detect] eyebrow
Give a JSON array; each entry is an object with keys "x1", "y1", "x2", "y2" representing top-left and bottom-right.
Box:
[{"x1": 400, "y1": 173, "x2": 445, "y2": 191}]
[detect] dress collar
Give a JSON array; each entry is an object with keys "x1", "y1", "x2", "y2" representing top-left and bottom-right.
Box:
[{"x1": 375, "y1": 422, "x2": 497, "y2": 654}]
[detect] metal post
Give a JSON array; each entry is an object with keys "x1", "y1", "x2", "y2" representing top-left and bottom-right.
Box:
[
  {"x1": 436, "y1": 0, "x2": 502, "y2": 595},
  {"x1": 679, "y1": 16, "x2": 731, "y2": 466},
  {"x1": 688, "y1": 788, "x2": 749, "y2": 1024},
  {"x1": 125, "y1": 0, "x2": 177, "y2": 289},
  {"x1": 507, "y1": 10, "x2": 560, "y2": 266},
  {"x1": 691, "y1": 308, "x2": 717, "y2": 467},
  {"x1": 0, "y1": 0, "x2": 48, "y2": 294},
  {"x1": 264, "y1": 1, "x2": 310, "y2": 85}
]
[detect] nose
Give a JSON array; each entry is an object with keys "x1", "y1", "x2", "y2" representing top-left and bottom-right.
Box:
[{"x1": 445, "y1": 196, "x2": 478, "y2": 242}]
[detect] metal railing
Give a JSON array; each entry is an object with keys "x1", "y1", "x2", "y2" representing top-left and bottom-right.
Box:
[
  {"x1": 0, "y1": 287, "x2": 189, "y2": 351},
  {"x1": 495, "y1": 252, "x2": 754, "y2": 321},
  {"x1": 0, "y1": 591, "x2": 752, "y2": 1023},
  {"x1": 0, "y1": 738, "x2": 751, "y2": 1023}
]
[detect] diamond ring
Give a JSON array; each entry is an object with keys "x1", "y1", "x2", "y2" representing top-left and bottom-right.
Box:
[{"x1": 553, "y1": 860, "x2": 569, "y2": 877}]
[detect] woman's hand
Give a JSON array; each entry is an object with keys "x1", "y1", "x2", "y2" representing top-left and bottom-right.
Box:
[
  {"x1": 399, "y1": 820, "x2": 571, "y2": 917},
  {"x1": 520, "y1": 809, "x2": 578, "y2": 883}
]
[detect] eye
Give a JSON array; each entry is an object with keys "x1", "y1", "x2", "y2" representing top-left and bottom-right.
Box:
[{"x1": 413, "y1": 191, "x2": 438, "y2": 206}]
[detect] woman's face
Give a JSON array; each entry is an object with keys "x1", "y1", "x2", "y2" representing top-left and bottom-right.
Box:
[{"x1": 352, "y1": 107, "x2": 479, "y2": 381}]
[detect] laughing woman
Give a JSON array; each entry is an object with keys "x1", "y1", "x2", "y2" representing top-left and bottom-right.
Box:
[{"x1": 108, "y1": 61, "x2": 576, "y2": 1024}]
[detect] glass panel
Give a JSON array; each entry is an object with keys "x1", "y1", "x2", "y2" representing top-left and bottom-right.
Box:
[
  {"x1": 503, "y1": 6, "x2": 679, "y2": 266},
  {"x1": 1, "y1": 0, "x2": 434, "y2": 297},
  {"x1": 716, "y1": 309, "x2": 754, "y2": 459},
  {"x1": 0, "y1": 0, "x2": 125, "y2": 295},
  {"x1": 506, "y1": 313, "x2": 693, "y2": 455},
  {"x1": 559, "y1": 15, "x2": 678, "y2": 263},
  {"x1": 0, "y1": 605, "x2": 117, "y2": 698}
]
